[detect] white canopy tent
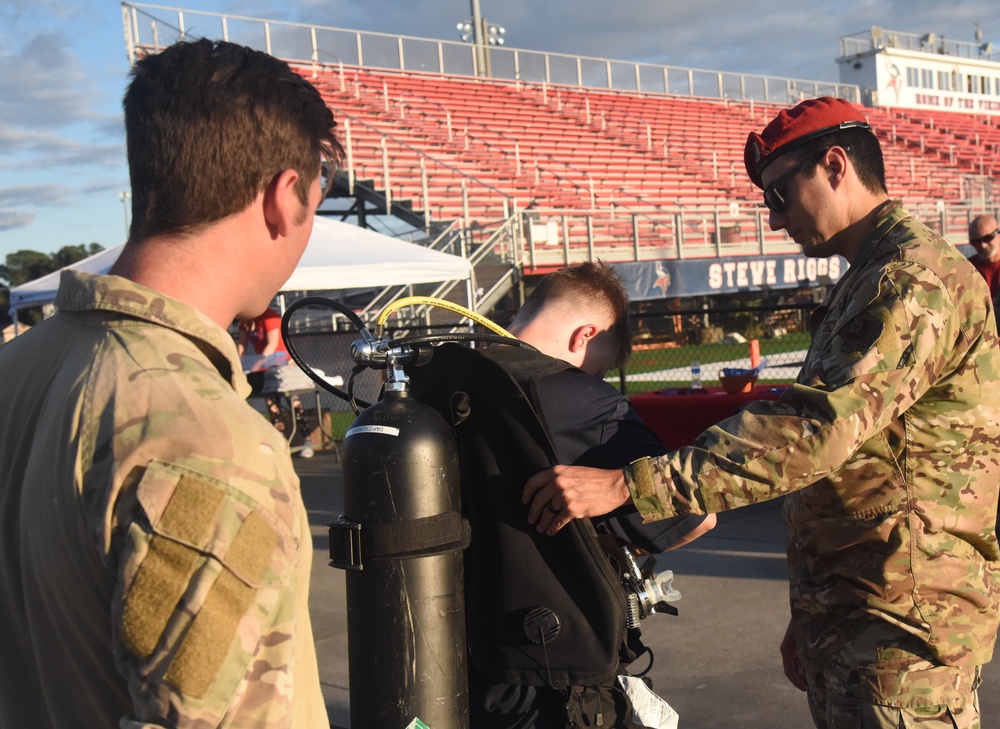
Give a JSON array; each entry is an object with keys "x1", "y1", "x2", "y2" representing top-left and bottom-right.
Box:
[
  {"x1": 9, "y1": 245, "x2": 124, "y2": 311},
  {"x1": 9, "y1": 217, "x2": 473, "y2": 314},
  {"x1": 283, "y1": 217, "x2": 471, "y2": 291}
]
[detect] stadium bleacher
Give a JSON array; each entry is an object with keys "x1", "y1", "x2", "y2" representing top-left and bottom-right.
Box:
[
  {"x1": 122, "y1": 5, "x2": 999, "y2": 272},
  {"x1": 298, "y1": 63, "x2": 999, "y2": 264}
]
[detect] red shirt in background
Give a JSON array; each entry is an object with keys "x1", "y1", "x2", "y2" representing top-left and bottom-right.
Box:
[
  {"x1": 969, "y1": 255, "x2": 1000, "y2": 300},
  {"x1": 241, "y1": 308, "x2": 287, "y2": 355}
]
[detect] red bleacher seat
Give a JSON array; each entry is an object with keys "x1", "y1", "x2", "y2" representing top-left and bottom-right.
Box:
[{"x1": 298, "y1": 63, "x2": 996, "y2": 256}]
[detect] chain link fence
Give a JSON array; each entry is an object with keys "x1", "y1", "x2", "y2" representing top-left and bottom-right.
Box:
[{"x1": 617, "y1": 301, "x2": 816, "y2": 392}]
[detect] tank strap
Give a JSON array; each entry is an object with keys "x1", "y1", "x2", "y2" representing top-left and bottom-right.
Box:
[{"x1": 328, "y1": 511, "x2": 471, "y2": 570}]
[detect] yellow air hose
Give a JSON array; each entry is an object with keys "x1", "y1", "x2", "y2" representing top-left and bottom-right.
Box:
[{"x1": 375, "y1": 296, "x2": 515, "y2": 339}]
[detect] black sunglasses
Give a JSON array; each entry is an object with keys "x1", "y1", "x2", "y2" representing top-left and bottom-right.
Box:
[
  {"x1": 319, "y1": 157, "x2": 337, "y2": 205},
  {"x1": 762, "y1": 149, "x2": 829, "y2": 214},
  {"x1": 970, "y1": 228, "x2": 998, "y2": 246}
]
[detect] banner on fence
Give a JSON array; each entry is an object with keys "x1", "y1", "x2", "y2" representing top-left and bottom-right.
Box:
[{"x1": 616, "y1": 254, "x2": 847, "y2": 301}]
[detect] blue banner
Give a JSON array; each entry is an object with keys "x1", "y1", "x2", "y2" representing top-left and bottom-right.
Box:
[{"x1": 614, "y1": 254, "x2": 846, "y2": 301}]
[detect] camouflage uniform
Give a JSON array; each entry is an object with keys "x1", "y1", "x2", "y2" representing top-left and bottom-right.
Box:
[
  {"x1": 626, "y1": 201, "x2": 1000, "y2": 719},
  {"x1": 0, "y1": 271, "x2": 328, "y2": 728}
]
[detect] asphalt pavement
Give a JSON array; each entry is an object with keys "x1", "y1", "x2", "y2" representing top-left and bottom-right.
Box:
[{"x1": 297, "y1": 450, "x2": 999, "y2": 728}]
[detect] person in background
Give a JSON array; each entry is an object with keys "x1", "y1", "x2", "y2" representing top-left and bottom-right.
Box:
[
  {"x1": 968, "y1": 213, "x2": 1000, "y2": 319},
  {"x1": 238, "y1": 307, "x2": 288, "y2": 360},
  {"x1": 523, "y1": 98, "x2": 1000, "y2": 729},
  {"x1": 0, "y1": 39, "x2": 342, "y2": 728},
  {"x1": 238, "y1": 308, "x2": 305, "y2": 442}
]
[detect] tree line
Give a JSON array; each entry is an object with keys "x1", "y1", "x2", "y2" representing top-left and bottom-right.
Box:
[{"x1": 1, "y1": 244, "x2": 105, "y2": 327}]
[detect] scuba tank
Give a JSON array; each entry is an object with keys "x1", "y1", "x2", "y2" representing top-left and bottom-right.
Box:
[
  {"x1": 336, "y1": 382, "x2": 468, "y2": 728},
  {"x1": 282, "y1": 298, "x2": 517, "y2": 728}
]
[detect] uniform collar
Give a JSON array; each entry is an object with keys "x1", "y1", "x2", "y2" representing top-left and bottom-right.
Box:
[
  {"x1": 55, "y1": 270, "x2": 250, "y2": 397},
  {"x1": 853, "y1": 199, "x2": 908, "y2": 265}
]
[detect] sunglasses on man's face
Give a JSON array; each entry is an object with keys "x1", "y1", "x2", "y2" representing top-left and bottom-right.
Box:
[
  {"x1": 762, "y1": 149, "x2": 829, "y2": 214},
  {"x1": 970, "y1": 229, "x2": 998, "y2": 246},
  {"x1": 319, "y1": 158, "x2": 337, "y2": 204}
]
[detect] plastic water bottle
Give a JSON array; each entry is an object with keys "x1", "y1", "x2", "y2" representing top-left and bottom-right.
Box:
[
  {"x1": 690, "y1": 359, "x2": 702, "y2": 389},
  {"x1": 300, "y1": 437, "x2": 315, "y2": 459}
]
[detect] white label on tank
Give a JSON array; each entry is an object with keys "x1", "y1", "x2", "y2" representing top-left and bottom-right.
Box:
[{"x1": 345, "y1": 425, "x2": 401, "y2": 438}]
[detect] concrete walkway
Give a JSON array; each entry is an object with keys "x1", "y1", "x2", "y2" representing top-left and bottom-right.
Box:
[{"x1": 297, "y1": 451, "x2": 999, "y2": 728}]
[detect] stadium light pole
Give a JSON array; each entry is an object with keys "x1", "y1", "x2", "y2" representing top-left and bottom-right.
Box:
[
  {"x1": 457, "y1": 1, "x2": 504, "y2": 78},
  {"x1": 471, "y1": 0, "x2": 485, "y2": 64},
  {"x1": 119, "y1": 191, "x2": 131, "y2": 240}
]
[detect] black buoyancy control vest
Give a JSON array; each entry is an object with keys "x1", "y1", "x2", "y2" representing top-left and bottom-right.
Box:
[{"x1": 408, "y1": 342, "x2": 628, "y2": 687}]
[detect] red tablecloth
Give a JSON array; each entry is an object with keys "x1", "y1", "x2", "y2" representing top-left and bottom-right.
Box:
[{"x1": 629, "y1": 385, "x2": 788, "y2": 450}]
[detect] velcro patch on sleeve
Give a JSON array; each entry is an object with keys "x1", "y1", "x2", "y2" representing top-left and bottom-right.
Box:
[
  {"x1": 121, "y1": 460, "x2": 294, "y2": 700},
  {"x1": 162, "y1": 512, "x2": 280, "y2": 697},
  {"x1": 226, "y1": 511, "x2": 280, "y2": 585},
  {"x1": 164, "y1": 569, "x2": 256, "y2": 699},
  {"x1": 627, "y1": 457, "x2": 656, "y2": 501},
  {"x1": 159, "y1": 474, "x2": 227, "y2": 544},
  {"x1": 122, "y1": 473, "x2": 226, "y2": 659},
  {"x1": 122, "y1": 536, "x2": 200, "y2": 660}
]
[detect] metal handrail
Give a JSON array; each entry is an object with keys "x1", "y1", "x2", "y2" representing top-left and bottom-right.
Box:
[
  {"x1": 336, "y1": 72, "x2": 601, "y2": 208},
  {"x1": 121, "y1": 2, "x2": 861, "y2": 103},
  {"x1": 335, "y1": 110, "x2": 514, "y2": 210},
  {"x1": 521, "y1": 85, "x2": 737, "y2": 202},
  {"x1": 840, "y1": 27, "x2": 1000, "y2": 62}
]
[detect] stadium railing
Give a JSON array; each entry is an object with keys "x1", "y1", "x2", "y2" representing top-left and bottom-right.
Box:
[{"x1": 121, "y1": 3, "x2": 859, "y2": 104}]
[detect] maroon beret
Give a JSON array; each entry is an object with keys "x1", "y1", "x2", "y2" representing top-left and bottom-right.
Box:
[{"x1": 744, "y1": 97, "x2": 871, "y2": 188}]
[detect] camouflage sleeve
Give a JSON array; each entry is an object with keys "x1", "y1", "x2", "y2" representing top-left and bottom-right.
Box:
[
  {"x1": 625, "y1": 260, "x2": 988, "y2": 521},
  {"x1": 110, "y1": 459, "x2": 302, "y2": 728}
]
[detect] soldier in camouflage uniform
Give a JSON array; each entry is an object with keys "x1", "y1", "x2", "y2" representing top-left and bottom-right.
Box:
[
  {"x1": 522, "y1": 98, "x2": 1000, "y2": 728},
  {"x1": 0, "y1": 40, "x2": 342, "y2": 727}
]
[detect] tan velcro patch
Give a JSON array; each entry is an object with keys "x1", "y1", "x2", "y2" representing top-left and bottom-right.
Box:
[
  {"x1": 122, "y1": 536, "x2": 199, "y2": 660},
  {"x1": 227, "y1": 511, "x2": 280, "y2": 584},
  {"x1": 628, "y1": 457, "x2": 656, "y2": 501},
  {"x1": 122, "y1": 472, "x2": 225, "y2": 660},
  {"x1": 125, "y1": 461, "x2": 288, "y2": 698},
  {"x1": 163, "y1": 511, "x2": 280, "y2": 697},
  {"x1": 160, "y1": 474, "x2": 226, "y2": 545},
  {"x1": 165, "y1": 569, "x2": 255, "y2": 699}
]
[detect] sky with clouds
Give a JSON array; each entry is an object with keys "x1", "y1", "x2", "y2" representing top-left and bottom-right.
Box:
[{"x1": 0, "y1": 0, "x2": 996, "y2": 260}]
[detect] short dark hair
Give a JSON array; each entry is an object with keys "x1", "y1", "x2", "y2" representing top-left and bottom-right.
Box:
[
  {"x1": 781, "y1": 126, "x2": 887, "y2": 195},
  {"x1": 518, "y1": 261, "x2": 633, "y2": 370},
  {"x1": 124, "y1": 39, "x2": 343, "y2": 242}
]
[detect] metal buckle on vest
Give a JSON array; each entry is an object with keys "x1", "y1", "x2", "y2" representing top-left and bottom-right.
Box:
[{"x1": 328, "y1": 517, "x2": 364, "y2": 570}]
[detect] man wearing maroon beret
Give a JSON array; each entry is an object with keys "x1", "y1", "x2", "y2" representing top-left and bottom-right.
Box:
[{"x1": 523, "y1": 97, "x2": 1000, "y2": 728}]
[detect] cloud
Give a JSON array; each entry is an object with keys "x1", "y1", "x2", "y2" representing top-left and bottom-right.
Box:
[
  {"x1": 0, "y1": 210, "x2": 36, "y2": 232},
  {"x1": 0, "y1": 0, "x2": 72, "y2": 26},
  {"x1": 0, "y1": 126, "x2": 123, "y2": 171},
  {"x1": 80, "y1": 179, "x2": 129, "y2": 196},
  {"x1": 0, "y1": 181, "x2": 122, "y2": 236},
  {"x1": 0, "y1": 32, "x2": 105, "y2": 130},
  {"x1": 0, "y1": 184, "x2": 70, "y2": 208}
]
